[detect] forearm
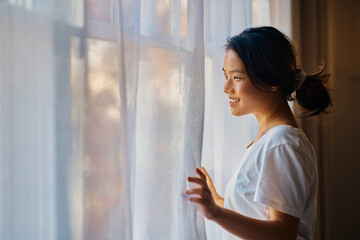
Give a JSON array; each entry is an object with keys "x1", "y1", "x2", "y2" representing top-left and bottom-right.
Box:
[{"x1": 212, "y1": 207, "x2": 296, "y2": 240}]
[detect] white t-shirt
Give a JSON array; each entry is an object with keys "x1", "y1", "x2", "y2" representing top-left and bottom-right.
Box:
[{"x1": 223, "y1": 125, "x2": 318, "y2": 240}]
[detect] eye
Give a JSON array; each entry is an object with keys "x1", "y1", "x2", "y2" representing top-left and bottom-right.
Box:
[
  {"x1": 224, "y1": 75, "x2": 228, "y2": 80},
  {"x1": 234, "y1": 76, "x2": 243, "y2": 80}
]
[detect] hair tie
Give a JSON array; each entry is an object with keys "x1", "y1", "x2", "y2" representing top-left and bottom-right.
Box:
[{"x1": 295, "y1": 68, "x2": 306, "y2": 91}]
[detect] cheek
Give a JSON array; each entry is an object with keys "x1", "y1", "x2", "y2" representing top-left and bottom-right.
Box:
[
  {"x1": 237, "y1": 83, "x2": 267, "y2": 109},
  {"x1": 238, "y1": 83, "x2": 259, "y2": 101}
]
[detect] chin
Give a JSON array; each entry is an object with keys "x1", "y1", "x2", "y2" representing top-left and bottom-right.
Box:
[
  {"x1": 230, "y1": 109, "x2": 245, "y2": 117},
  {"x1": 230, "y1": 106, "x2": 251, "y2": 116}
]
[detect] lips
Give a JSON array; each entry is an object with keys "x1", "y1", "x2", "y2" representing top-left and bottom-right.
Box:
[{"x1": 229, "y1": 99, "x2": 240, "y2": 107}]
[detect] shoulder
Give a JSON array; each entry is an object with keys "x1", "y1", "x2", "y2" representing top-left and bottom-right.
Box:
[
  {"x1": 262, "y1": 125, "x2": 314, "y2": 154},
  {"x1": 261, "y1": 125, "x2": 317, "y2": 178},
  {"x1": 264, "y1": 125, "x2": 301, "y2": 149}
]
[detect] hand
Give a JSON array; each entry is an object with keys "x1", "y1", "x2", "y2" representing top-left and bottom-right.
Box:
[
  {"x1": 186, "y1": 168, "x2": 220, "y2": 220},
  {"x1": 200, "y1": 167, "x2": 223, "y2": 204}
]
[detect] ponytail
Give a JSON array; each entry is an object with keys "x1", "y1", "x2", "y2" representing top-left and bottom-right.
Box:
[{"x1": 295, "y1": 63, "x2": 332, "y2": 117}]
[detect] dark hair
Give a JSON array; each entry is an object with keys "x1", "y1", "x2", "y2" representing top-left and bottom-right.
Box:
[{"x1": 225, "y1": 26, "x2": 332, "y2": 117}]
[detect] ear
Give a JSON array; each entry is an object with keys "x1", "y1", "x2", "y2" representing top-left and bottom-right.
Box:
[{"x1": 270, "y1": 86, "x2": 279, "y2": 92}]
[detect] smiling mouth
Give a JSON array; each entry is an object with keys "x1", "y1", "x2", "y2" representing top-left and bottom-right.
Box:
[{"x1": 229, "y1": 99, "x2": 240, "y2": 103}]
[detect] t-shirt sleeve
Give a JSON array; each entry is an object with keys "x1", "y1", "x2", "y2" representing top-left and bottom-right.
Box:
[{"x1": 253, "y1": 144, "x2": 314, "y2": 219}]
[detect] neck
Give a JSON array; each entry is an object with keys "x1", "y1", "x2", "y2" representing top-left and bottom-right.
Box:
[{"x1": 253, "y1": 98, "x2": 298, "y2": 142}]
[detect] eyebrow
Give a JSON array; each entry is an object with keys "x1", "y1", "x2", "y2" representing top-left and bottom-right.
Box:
[{"x1": 222, "y1": 67, "x2": 246, "y2": 74}]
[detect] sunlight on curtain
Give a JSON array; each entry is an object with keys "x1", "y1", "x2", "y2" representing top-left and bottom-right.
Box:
[
  {"x1": 124, "y1": 1, "x2": 208, "y2": 239},
  {"x1": 82, "y1": 39, "x2": 122, "y2": 240},
  {"x1": 70, "y1": 35, "x2": 85, "y2": 240},
  {"x1": 0, "y1": 0, "x2": 282, "y2": 240}
]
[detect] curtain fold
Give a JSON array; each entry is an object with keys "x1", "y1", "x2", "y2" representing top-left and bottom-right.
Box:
[{"x1": 116, "y1": 1, "x2": 140, "y2": 239}]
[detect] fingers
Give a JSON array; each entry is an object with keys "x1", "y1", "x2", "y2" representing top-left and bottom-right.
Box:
[
  {"x1": 187, "y1": 177, "x2": 207, "y2": 188},
  {"x1": 189, "y1": 197, "x2": 205, "y2": 205},
  {"x1": 200, "y1": 167, "x2": 214, "y2": 183},
  {"x1": 186, "y1": 188, "x2": 211, "y2": 206},
  {"x1": 186, "y1": 167, "x2": 218, "y2": 220},
  {"x1": 186, "y1": 188, "x2": 210, "y2": 196},
  {"x1": 200, "y1": 167, "x2": 209, "y2": 177},
  {"x1": 196, "y1": 168, "x2": 206, "y2": 180}
]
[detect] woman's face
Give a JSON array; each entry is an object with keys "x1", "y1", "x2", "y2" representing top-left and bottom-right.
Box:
[{"x1": 223, "y1": 49, "x2": 276, "y2": 117}]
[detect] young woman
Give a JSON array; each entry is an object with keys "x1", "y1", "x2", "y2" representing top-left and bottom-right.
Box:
[{"x1": 186, "y1": 26, "x2": 331, "y2": 240}]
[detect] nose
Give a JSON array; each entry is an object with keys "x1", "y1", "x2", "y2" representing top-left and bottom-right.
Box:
[{"x1": 224, "y1": 79, "x2": 234, "y2": 94}]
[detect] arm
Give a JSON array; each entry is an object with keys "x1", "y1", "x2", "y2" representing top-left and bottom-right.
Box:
[
  {"x1": 186, "y1": 168, "x2": 300, "y2": 240},
  {"x1": 212, "y1": 206, "x2": 299, "y2": 240}
]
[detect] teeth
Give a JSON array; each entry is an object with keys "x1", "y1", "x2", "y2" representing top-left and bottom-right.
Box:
[{"x1": 230, "y1": 99, "x2": 240, "y2": 102}]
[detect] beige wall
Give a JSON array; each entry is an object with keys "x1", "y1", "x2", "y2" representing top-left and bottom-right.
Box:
[
  {"x1": 327, "y1": 0, "x2": 360, "y2": 239},
  {"x1": 293, "y1": 0, "x2": 360, "y2": 239}
]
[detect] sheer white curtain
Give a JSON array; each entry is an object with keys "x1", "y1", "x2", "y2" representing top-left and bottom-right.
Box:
[
  {"x1": 0, "y1": 1, "x2": 288, "y2": 240},
  {"x1": 0, "y1": 1, "x2": 84, "y2": 239}
]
